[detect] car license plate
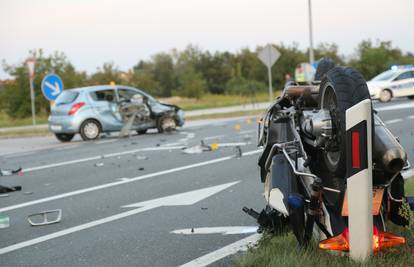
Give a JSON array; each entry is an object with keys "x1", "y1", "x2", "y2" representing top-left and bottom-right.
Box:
[
  {"x1": 341, "y1": 188, "x2": 384, "y2": 216},
  {"x1": 51, "y1": 125, "x2": 62, "y2": 131}
]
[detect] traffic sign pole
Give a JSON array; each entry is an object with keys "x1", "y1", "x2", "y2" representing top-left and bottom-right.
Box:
[
  {"x1": 267, "y1": 65, "x2": 273, "y2": 102},
  {"x1": 258, "y1": 44, "x2": 280, "y2": 102}
]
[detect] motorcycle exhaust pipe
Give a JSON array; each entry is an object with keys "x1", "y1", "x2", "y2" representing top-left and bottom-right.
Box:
[{"x1": 373, "y1": 115, "x2": 407, "y2": 173}]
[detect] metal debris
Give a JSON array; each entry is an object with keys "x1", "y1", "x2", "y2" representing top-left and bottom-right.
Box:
[
  {"x1": 234, "y1": 146, "x2": 243, "y2": 158},
  {"x1": 95, "y1": 162, "x2": 104, "y2": 167},
  {"x1": 0, "y1": 167, "x2": 22, "y2": 176},
  {"x1": 27, "y1": 209, "x2": 62, "y2": 226}
]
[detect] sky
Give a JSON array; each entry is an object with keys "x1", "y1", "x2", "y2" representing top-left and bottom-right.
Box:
[{"x1": 0, "y1": 0, "x2": 413, "y2": 79}]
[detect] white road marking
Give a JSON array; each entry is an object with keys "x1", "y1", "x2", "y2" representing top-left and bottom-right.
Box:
[
  {"x1": 239, "y1": 129, "x2": 256, "y2": 134},
  {"x1": 384, "y1": 118, "x2": 403, "y2": 124},
  {"x1": 203, "y1": 135, "x2": 225, "y2": 141},
  {"x1": 0, "y1": 182, "x2": 239, "y2": 255},
  {"x1": 0, "y1": 149, "x2": 262, "y2": 213},
  {"x1": 22, "y1": 146, "x2": 185, "y2": 173},
  {"x1": 171, "y1": 226, "x2": 258, "y2": 235},
  {"x1": 376, "y1": 102, "x2": 414, "y2": 111},
  {"x1": 179, "y1": 233, "x2": 261, "y2": 267}
]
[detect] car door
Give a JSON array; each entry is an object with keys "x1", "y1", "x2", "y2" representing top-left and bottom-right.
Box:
[
  {"x1": 90, "y1": 88, "x2": 123, "y2": 131},
  {"x1": 116, "y1": 88, "x2": 153, "y2": 129},
  {"x1": 391, "y1": 71, "x2": 414, "y2": 97}
]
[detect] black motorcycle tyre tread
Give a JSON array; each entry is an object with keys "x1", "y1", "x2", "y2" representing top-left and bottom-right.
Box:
[
  {"x1": 314, "y1": 58, "x2": 336, "y2": 81},
  {"x1": 319, "y1": 67, "x2": 372, "y2": 177}
]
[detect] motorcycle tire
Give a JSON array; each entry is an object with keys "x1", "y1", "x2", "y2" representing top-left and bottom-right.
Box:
[
  {"x1": 314, "y1": 58, "x2": 336, "y2": 81},
  {"x1": 319, "y1": 67, "x2": 372, "y2": 177}
]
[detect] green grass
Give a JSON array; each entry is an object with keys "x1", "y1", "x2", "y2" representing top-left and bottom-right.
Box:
[
  {"x1": 0, "y1": 128, "x2": 51, "y2": 138},
  {"x1": 234, "y1": 177, "x2": 414, "y2": 267},
  {"x1": 159, "y1": 92, "x2": 277, "y2": 111},
  {"x1": 0, "y1": 112, "x2": 49, "y2": 128}
]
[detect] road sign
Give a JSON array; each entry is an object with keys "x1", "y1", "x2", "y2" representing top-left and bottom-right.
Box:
[
  {"x1": 258, "y1": 44, "x2": 280, "y2": 69},
  {"x1": 258, "y1": 44, "x2": 281, "y2": 101},
  {"x1": 41, "y1": 74, "x2": 64, "y2": 101}
]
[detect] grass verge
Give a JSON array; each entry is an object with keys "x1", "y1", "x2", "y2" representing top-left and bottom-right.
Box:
[
  {"x1": 0, "y1": 128, "x2": 51, "y2": 138},
  {"x1": 234, "y1": 177, "x2": 414, "y2": 267}
]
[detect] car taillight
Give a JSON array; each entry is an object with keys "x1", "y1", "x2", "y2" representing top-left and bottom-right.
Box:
[
  {"x1": 68, "y1": 102, "x2": 85, "y2": 116},
  {"x1": 319, "y1": 226, "x2": 405, "y2": 252}
]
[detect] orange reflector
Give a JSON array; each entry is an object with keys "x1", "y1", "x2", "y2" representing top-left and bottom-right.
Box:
[
  {"x1": 234, "y1": 124, "x2": 241, "y2": 131},
  {"x1": 342, "y1": 188, "x2": 384, "y2": 216},
  {"x1": 319, "y1": 226, "x2": 405, "y2": 252},
  {"x1": 210, "y1": 143, "x2": 219, "y2": 151}
]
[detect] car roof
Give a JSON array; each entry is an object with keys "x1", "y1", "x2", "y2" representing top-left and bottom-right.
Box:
[{"x1": 66, "y1": 85, "x2": 147, "y2": 94}]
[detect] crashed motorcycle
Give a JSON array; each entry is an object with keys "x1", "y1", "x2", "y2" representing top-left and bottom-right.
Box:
[{"x1": 243, "y1": 63, "x2": 411, "y2": 252}]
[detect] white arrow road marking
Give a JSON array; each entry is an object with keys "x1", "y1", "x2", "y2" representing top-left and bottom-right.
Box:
[
  {"x1": 45, "y1": 81, "x2": 61, "y2": 96},
  {"x1": 171, "y1": 226, "x2": 258, "y2": 235},
  {"x1": 0, "y1": 181, "x2": 239, "y2": 255},
  {"x1": 0, "y1": 149, "x2": 261, "y2": 213},
  {"x1": 180, "y1": 233, "x2": 261, "y2": 267}
]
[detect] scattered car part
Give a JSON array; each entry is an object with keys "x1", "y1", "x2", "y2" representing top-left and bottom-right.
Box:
[
  {"x1": 0, "y1": 213, "x2": 10, "y2": 229},
  {"x1": 157, "y1": 115, "x2": 177, "y2": 133},
  {"x1": 0, "y1": 167, "x2": 22, "y2": 176},
  {"x1": 0, "y1": 185, "x2": 22, "y2": 194},
  {"x1": 94, "y1": 162, "x2": 104, "y2": 167},
  {"x1": 27, "y1": 209, "x2": 62, "y2": 226}
]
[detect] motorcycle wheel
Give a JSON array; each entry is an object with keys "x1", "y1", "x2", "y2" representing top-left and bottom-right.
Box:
[
  {"x1": 314, "y1": 58, "x2": 336, "y2": 81},
  {"x1": 319, "y1": 67, "x2": 372, "y2": 177}
]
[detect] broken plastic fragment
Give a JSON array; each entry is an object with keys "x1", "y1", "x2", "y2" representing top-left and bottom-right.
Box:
[
  {"x1": 234, "y1": 146, "x2": 243, "y2": 158},
  {"x1": 95, "y1": 162, "x2": 104, "y2": 167},
  {"x1": 0, "y1": 213, "x2": 10, "y2": 229},
  {"x1": 23, "y1": 191, "x2": 34, "y2": 195},
  {"x1": 138, "y1": 167, "x2": 145, "y2": 171},
  {"x1": 27, "y1": 209, "x2": 62, "y2": 226},
  {"x1": 0, "y1": 167, "x2": 22, "y2": 176},
  {"x1": 135, "y1": 155, "x2": 149, "y2": 160}
]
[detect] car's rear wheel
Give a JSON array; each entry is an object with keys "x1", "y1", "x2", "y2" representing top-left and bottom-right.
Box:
[
  {"x1": 319, "y1": 67, "x2": 372, "y2": 177},
  {"x1": 80, "y1": 119, "x2": 101, "y2": 141},
  {"x1": 157, "y1": 116, "x2": 177, "y2": 133},
  {"x1": 55, "y1": 133, "x2": 75, "y2": 142},
  {"x1": 379, "y1": 89, "x2": 392, "y2": 102}
]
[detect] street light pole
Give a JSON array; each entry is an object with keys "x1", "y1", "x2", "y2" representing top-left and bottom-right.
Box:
[{"x1": 308, "y1": 0, "x2": 315, "y2": 64}]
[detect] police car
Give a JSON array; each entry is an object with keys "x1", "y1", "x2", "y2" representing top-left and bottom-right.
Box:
[{"x1": 367, "y1": 65, "x2": 414, "y2": 102}]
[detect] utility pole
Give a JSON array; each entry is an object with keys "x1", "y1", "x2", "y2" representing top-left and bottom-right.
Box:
[{"x1": 308, "y1": 0, "x2": 315, "y2": 64}]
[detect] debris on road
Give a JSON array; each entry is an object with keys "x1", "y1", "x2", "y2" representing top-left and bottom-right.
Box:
[
  {"x1": 27, "y1": 209, "x2": 62, "y2": 226},
  {"x1": 135, "y1": 155, "x2": 149, "y2": 160},
  {"x1": 234, "y1": 124, "x2": 241, "y2": 131},
  {"x1": 0, "y1": 194, "x2": 9, "y2": 198},
  {"x1": 94, "y1": 162, "x2": 104, "y2": 167},
  {"x1": 0, "y1": 167, "x2": 22, "y2": 176},
  {"x1": 23, "y1": 191, "x2": 34, "y2": 195},
  {"x1": 234, "y1": 146, "x2": 243, "y2": 158},
  {"x1": 138, "y1": 167, "x2": 145, "y2": 171},
  {"x1": 0, "y1": 185, "x2": 22, "y2": 194},
  {"x1": 0, "y1": 213, "x2": 10, "y2": 229}
]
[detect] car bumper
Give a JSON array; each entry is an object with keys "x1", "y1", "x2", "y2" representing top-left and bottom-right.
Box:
[
  {"x1": 176, "y1": 110, "x2": 185, "y2": 127},
  {"x1": 48, "y1": 115, "x2": 83, "y2": 133}
]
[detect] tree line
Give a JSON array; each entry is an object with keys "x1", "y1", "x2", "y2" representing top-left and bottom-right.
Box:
[{"x1": 1, "y1": 40, "x2": 414, "y2": 118}]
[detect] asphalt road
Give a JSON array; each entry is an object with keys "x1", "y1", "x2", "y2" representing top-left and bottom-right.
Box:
[{"x1": 1, "y1": 98, "x2": 414, "y2": 267}]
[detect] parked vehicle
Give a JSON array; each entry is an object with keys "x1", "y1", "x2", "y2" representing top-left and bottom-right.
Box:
[
  {"x1": 244, "y1": 60, "x2": 412, "y2": 253},
  {"x1": 48, "y1": 85, "x2": 185, "y2": 142},
  {"x1": 367, "y1": 65, "x2": 414, "y2": 102}
]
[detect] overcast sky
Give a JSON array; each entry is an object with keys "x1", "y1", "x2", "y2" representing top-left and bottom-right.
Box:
[{"x1": 0, "y1": 0, "x2": 413, "y2": 79}]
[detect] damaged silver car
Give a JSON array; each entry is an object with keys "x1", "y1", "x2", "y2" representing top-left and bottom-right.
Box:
[{"x1": 48, "y1": 85, "x2": 185, "y2": 142}]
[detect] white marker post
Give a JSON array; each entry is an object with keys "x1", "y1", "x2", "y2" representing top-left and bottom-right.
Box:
[
  {"x1": 26, "y1": 58, "x2": 36, "y2": 125},
  {"x1": 345, "y1": 99, "x2": 373, "y2": 261}
]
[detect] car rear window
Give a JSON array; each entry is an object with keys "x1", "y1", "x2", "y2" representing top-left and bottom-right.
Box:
[{"x1": 56, "y1": 91, "x2": 79, "y2": 104}]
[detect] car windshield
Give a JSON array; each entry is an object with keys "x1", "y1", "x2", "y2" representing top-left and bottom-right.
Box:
[
  {"x1": 55, "y1": 91, "x2": 79, "y2": 104},
  {"x1": 371, "y1": 70, "x2": 399, "y2": 81}
]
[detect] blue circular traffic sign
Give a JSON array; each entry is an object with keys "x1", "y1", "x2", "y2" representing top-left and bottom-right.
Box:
[{"x1": 41, "y1": 74, "x2": 64, "y2": 101}]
